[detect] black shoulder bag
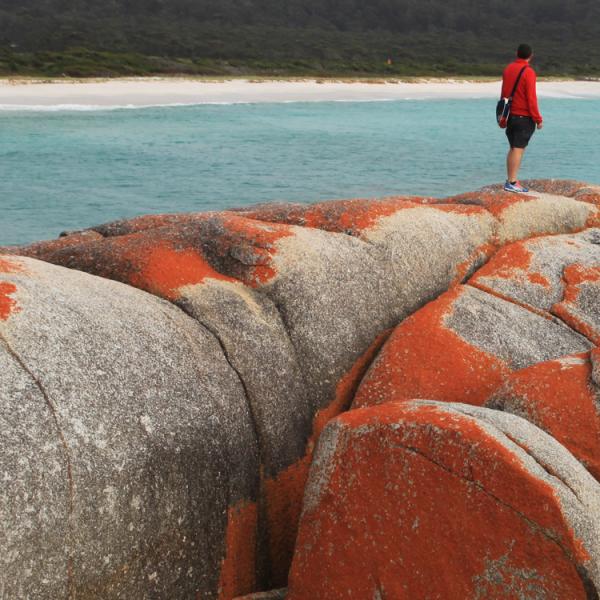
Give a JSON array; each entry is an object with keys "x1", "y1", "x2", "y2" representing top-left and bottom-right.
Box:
[{"x1": 496, "y1": 66, "x2": 528, "y2": 129}]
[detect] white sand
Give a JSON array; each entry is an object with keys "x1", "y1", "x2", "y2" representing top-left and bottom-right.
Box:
[{"x1": 1, "y1": 77, "x2": 600, "y2": 109}]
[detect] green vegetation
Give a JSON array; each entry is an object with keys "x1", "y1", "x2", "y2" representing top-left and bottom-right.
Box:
[{"x1": 1, "y1": 1, "x2": 600, "y2": 77}]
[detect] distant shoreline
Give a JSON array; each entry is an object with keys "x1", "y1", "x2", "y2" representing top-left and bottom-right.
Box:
[
  {"x1": 3, "y1": 74, "x2": 599, "y2": 84},
  {"x1": 2, "y1": 77, "x2": 600, "y2": 109}
]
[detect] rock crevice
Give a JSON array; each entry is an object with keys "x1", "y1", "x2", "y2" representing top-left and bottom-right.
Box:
[{"x1": 2, "y1": 179, "x2": 600, "y2": 598}]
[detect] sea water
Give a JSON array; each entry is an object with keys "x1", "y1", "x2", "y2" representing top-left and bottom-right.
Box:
[{"x1": 1, "y1": 98, "x2": 599, "y2": 246}]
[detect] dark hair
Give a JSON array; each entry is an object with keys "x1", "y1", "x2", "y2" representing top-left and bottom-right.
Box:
[{"x1": 517, "y1": 44, "x2": 533, "y2": 59}]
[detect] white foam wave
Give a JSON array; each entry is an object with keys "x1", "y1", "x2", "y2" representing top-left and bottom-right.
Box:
[
  {"x1": 0, "y1": 92, "x2": 597, "y2": 112},
  {"x1": 0, "y1": 97, "x2": 428, "y2": 112},
  {"x1": 0, "y1": 102, "x2": 233, "y2": 112}
]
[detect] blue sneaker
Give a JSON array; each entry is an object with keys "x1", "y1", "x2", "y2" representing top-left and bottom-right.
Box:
[{"x1": 504, "y1": 180, "x2": 529, "y2": 193}]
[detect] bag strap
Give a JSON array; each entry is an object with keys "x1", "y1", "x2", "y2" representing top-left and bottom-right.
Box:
[{"x1": 509, "y1": 65, "x2": 528, "y2": 99}]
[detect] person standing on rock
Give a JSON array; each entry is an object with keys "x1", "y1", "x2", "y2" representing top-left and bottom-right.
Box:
[{"x1": 502, "y1": 44, "x2": 543, "y2": 193}]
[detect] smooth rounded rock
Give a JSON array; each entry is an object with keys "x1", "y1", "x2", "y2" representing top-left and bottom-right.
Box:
[
  {"x1": 444, "y1": 186, "x2": 599, "y2": 244},
  {"x1": 288, "y1": 400, "x2": 600, "y2": 599},
  {"x1": 353, "y1": 284, "x2": 591, "y2": 409},
  {"x1": 0, "y1": 255, "x2": 259, "y2": 599}
]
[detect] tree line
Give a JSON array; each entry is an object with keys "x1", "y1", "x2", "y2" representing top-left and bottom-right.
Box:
[{"x1": 1, "y1": 0, "x2": 599, "y2": 76}]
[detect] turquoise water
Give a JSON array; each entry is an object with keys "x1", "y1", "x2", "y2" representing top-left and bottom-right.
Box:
[{"x1": 1, "y1": 98, "x2": 599, "y2": 246}]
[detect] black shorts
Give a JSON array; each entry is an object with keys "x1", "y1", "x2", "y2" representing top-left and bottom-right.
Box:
[{"x1": 506, "y1": 115, "x2": 536, "y2": 149}]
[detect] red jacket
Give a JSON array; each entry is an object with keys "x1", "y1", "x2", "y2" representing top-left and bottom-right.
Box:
[{"x1": 501, "y1": 58, "x2": 543, "y2": 124}]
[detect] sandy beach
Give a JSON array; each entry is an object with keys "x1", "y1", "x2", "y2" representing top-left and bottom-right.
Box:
[{"x1": 2, "y1": 77, "x2": 600, "y2": 108}]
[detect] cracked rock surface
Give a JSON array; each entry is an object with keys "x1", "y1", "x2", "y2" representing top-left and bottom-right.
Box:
[
  {"x1": 2, "y1": 179, "x2": 600, "y2": 598},
  {"x1": 0, "y1": 256, "x2": 258, "y2": 599},
  {"x1": 289, "y1": 401, "x2": 600, "y2": 599}
]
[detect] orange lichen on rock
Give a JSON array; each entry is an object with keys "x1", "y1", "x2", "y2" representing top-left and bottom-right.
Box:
[
  {"x1": 353, "y1": 287, "x2": 510, "y2": 409},
  {"x1": 0, "y1": 282, "x2": 19, "y2": 321},
  {"x1": 528, "y1": 271, "x2": 552, "y2": 287},
  {"x1": 520, "y1": 179, "x2": 600, "y2": 218},
  {"x1": 0, "y1": 254, "x2": 24, "y2": 321},
  {"x1": 300, "y1": 198, "x2": 486, "y2": 235},
  {"x1": 217, "y1": 500, "x2": 259, "y2": 600},
  {"x1": 127, "y1": 242, "x2": 237, "y2": 300},
  {"x1": 263, "y1": 458, "x2": 311, "y2": 588},
  {"x1": 93, "y1": 213, "x2": 206, "y2": 237},
  {"x1": 8, "y1": 213, "x2": 294, "y2": 295},
  {"x1": 577, "y1": 192, "x2": 600, "y2": 208},
  {"x1": 452, "y1": 242, "x2": 496, "y2": 284},
  {"x1": 489, "y1": 353, "x2": 600, "y2": 481},
  {"x1": 552, "y1": 264, "x2": 600, "y2": 344},
  {"x1": 0, "y1": 257, "x2": 25, "y2": 273},
  {"x1": 444, "y1": 189, "x2": 531, "y2": 218},
  {"x1": 468, "y1": 239, "x2": 556, "y2": 316},
  {"x1": 287, "y1": 401, "x2": 595, "y2": 600},
  {"x1": 15, "y1": 223, "x2": 246, "y2": 302},
  {"x1": 211, "y1": 215, "x2": 294, "y2": 287},
  {"x1": 238, "y1": 197, "x2": 421, "y2": 236},
  {"x1": 470, "y1": 239, "x2": 550, "y2": 286},
  {"x1": 3, "y1": 231, "x2": 104, "y2": 261},
  {"x1": 240, "y1": 197, "x2": 485, "y2": 238},
  {"x1": 559, "y1": 264, "x2": 600, "y2": 303},
  {"x1": 261, "y1": 329, "x2": 391, "y2": 587},
  {"x1": 584, "y1": 208, "x2": 600, "y2": 228},
  {"x1": 303, "y1": 198, "x2": 416, "y2": 235}
]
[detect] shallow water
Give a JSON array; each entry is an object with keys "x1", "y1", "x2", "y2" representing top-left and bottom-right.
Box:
[{"x1": 1, "y1": 98, "x2": 599, "y2": 246}]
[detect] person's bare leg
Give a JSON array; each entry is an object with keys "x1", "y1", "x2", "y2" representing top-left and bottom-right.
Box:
[{"x1": 507, "y1": 147, "x2": 525, "y2": 182}]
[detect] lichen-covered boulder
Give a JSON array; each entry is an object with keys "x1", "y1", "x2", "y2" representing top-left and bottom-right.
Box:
[
  {"x1": 0, "y1": 255, "x2": 259, "y2": 599},
  {"x1": 522, "y1": 179, "x2": 600, "y2": 207},
  {"x1": 444, "y1": 184, "x2": 600, "y2": 244},
  {"x1": 353, "y1": 284, "x2": 591, "y2": 409},
  {"x1": 3, "y1": 179, "x2": 600, "y2": 597},
  {"x1": 468, "y1": 228, "x2": 600, "y2": 357},
  {"x1": 553, "y1": 264, "x2": 600, "y2": 344},
  {"x1": 2, "y1": 196, "x2": 497, "y2": 586},
  {"x1": 488, "y1": 351, "x2": 600, "y2": 481},
  {"x1": 475, "y1": 230, "x2": 600, "y2": 301},
  {"x1": 288, "y1": 401, "x2": 600, "y2": 599}
]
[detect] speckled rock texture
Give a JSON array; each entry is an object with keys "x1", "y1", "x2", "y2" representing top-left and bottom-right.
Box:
[
  {"x1": 444, "y1": 180, "x2": 600, "y2": 244},
  {"x1": 0, "y1": 255, "x2": 258, "y2": 599},
  {"x1": 353, "y1": 284, "x2": 591, "y2": 409},
  {"x1": 1, "y1": 193, "x2": 498, "y2": 592},
  {"x1": 488, "y1": 351, "x2": 600, "y2": 482},
  {"x1": 470, "y1": 228, "x2": 600, "y2": 343},
  {"x1": 288, "y1": 401, "x2": 600, "y2": 599},
  {"x1": 2, "y1": 179, "x2": 600, "y2": 598}
]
